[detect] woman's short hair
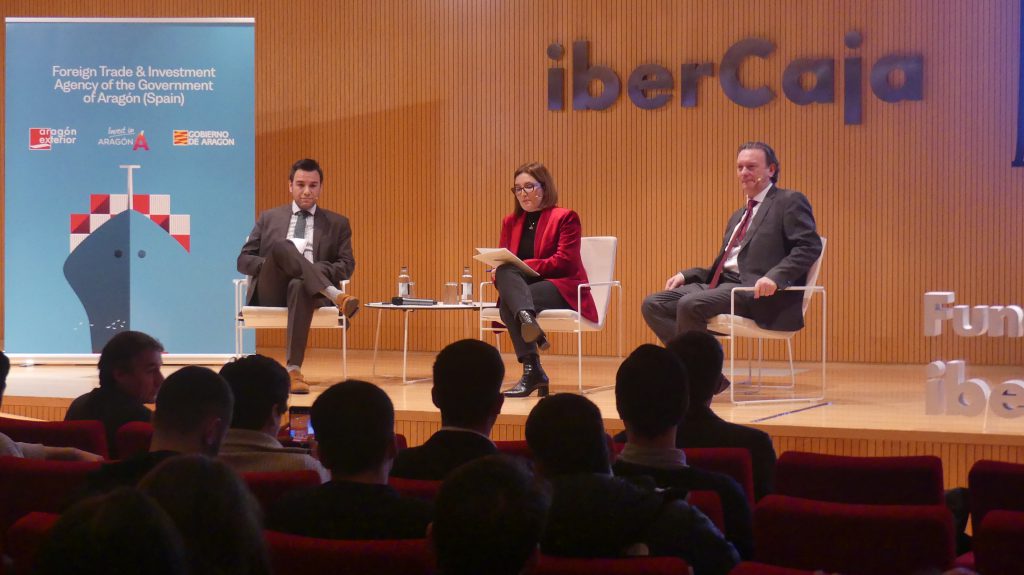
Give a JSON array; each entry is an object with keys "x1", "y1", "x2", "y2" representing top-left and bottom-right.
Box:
[{"x1": 512, "y1": 162, "x2": 559, "y2": 215}]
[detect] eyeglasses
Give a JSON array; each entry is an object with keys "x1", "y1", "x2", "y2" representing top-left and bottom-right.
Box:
[{"x1": 511, "y1": 182, "x2": 542, "y2": 195}]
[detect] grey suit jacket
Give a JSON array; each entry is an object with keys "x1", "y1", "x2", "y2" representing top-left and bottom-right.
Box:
[
  {"x1": 683, "y1": 186, "x2": 822, "y2": 331},
  {"x1": 237, "y1": 204, "x2": 355, "y2": 304}
]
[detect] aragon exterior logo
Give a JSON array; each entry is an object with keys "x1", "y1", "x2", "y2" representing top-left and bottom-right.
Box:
[{"x1": 30, "y1": 128, "x2": 52, "y2": 150}]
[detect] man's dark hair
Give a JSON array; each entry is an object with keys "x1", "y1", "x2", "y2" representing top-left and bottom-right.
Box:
[
  {"x1": 153, "y1": 367, "x2": 234, "y2": 437},
  {"x1": 667, "y1": 331, "x2": 726, "y2": 408},
  {"x1": 289, "y1": 158, "x2": 323, "y2": 184},
  {"x1": 36, "y1": 488, "x2": 187, "y2": 575},
  {"x1": 433, "y1": 455, "x2": 550, "y2": 575},
  {"x1": 219, "y1": 355, "x2": 290, "y2": 431},
  {"x1": 738, "y1": 141, "x2": 780, "y2": 183},
  {"x1": 525, "y1": 394, "x2": 609, "y2": 476},
  {"x1": 432, "y1": 339, "x2": 504, "y2": 428},
  {"x1": 312, "y1": 380, "x2": 394, "y2": 475},
  {"x1": 97, "y1": 331, "x2": 164, "y2": 389},
  {"x1": 0, "y1": 351, "x2": 10, "y2": 407},
  {"x1": 615, "y1": 344, "x2": 690, "y2": 438}
]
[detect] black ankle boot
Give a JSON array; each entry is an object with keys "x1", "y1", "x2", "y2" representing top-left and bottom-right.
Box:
[
  {"x1": 503, "y1": 355, "x2": 549, "y2": 398},
  {"x1": 517, "y1": 310, "x2": 548, "y2": 348}
]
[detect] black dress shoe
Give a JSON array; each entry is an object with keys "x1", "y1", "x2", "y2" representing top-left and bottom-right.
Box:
[
  {"x1": 503, "y1": 355, "x2": 549, "y2": 398},
  {"x1": 517, "y1": 310, "x2": 547, "y2": 346}
]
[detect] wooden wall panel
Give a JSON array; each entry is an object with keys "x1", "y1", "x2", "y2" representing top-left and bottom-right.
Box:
[{"x1": 2, "y1": 1, "x2": 1023, "y2": 366}]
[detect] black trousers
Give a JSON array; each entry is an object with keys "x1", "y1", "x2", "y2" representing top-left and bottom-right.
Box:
[
  {"x1": 495, "y1": 264, "x2": 570, "y2": 361},
  {"x1": 254, "y1": 240, "x2": 333, "y2": 367}
]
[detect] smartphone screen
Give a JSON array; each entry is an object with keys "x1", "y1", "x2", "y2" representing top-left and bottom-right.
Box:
[{"x1": 289, "y1": 406, "x2": 313, "y2": 443}]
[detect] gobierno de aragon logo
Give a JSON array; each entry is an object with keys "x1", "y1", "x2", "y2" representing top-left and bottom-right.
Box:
[{"x1": 30, "y1": 127, "x2": 78, "y2": 150}]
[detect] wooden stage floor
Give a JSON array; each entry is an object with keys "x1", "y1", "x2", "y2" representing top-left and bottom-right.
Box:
[{"x1": 3, "y1": 348, "x2": 1022, "y2": 489}]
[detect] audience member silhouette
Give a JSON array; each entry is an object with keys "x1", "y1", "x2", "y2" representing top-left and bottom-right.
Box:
[
  {"x1": 218, "y1": 354, "x2": 328, "y2": 480},
  {"x1": 668, "y1": 331, "x2": 777, "y2": 500},
  {"x1": 140, "y1": 454, "x2": 272, "y2": 575},
  {"x1": 36, "y1": 487, "x2": 187, "y2": 575},
  {"x1": 612, "y1": 344, "x2": 754, "y2": 559},
  {"x1": 432, "y1": 454, "x2": 550, "y2": 575},
  {"x1": 525, "y1": 393, "x2": 739, "y2": 575},
  {"x1": 81, "y1": 366, "x2": 234, "y2": 496},
  {"x1": 391, "y1": 339, "x2": 504, "y2": 480},
  {"x1": 267, "y1": 380, "x2": 432, "y2": 539},
  {"x1": 65, "y1": 331, "x2": 165, "y2": 455}
]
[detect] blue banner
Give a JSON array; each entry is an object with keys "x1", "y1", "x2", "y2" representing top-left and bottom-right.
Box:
[{"x1": 5, "y1": 18, "x2": 255, "y2": 355}]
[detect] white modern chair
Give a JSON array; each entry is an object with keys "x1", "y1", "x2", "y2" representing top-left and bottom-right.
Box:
[
  {"x1": 479, "y1": 236, "x2": 622, "y2": 394},
  {"x1": 708, "y1": 237, "x2": 827, "y2": 405},
  {"x1": 232, "y1": 278, "x2": 349, "y2": 378}
]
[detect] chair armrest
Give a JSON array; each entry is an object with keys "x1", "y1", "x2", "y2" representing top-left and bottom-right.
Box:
[
  {"x1": 577, "y1": 280, "x2": 621, "y2": 311},
  {"x1": 727, "y1": 285, "x2": 825, "y2": 315},
  {"x1": 479, "y1": 281, "x2": 497, "y2": 304},
  {"x1": 339, "y1": 279, "x2": 349, "y2": 292}
]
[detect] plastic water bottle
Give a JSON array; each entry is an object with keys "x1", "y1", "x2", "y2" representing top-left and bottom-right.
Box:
[
  {"x1": 460, "y1": 266, "x2": 473, "y2": 303},
  {"x1": 397, "y1": 266, "x2": 411, "y2": 298}
]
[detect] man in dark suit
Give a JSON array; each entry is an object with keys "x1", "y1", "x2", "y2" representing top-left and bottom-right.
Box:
[
  {"x1": 267, "y1": 380, "x2": 433, "y2": 540},
  {"x1": 612, "y1": 345, "x2": 754, "y2": 560},
  {"x1": 65, "y1": 331, "x2": 165, "y2": 454},
  {"x1": 642, "y1": 142, "x2": 822, "y2": 343},
  {"x1": 669, "y1": 331, "x2": 777, "y2": 501},
  {"x1": 237, "y1": 158, "x2": 358, "y2": 393},
  {"x1": 391, "y1": 339, "x2": 503, "y2": 480}
]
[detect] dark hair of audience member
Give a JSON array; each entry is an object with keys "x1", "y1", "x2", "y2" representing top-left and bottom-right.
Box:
[
  {"x1": 667, "y1": 330, "x2": 725, "y2": 408},
  {"x1": 154, "y1": 366, "x2": 234, "y2": 436},
  {"x1": 219, "y1": 354, "x2": 290, "y2": 430},
  {"x1": 616, "y1": 344, "x2": 690, "y2": 438},
  {"x1": 0, "y1": 350, "x2": 9, "y2": 407},
  {"x1": 139, "y1": 454, "x2": 271, "y2": 575},
  {"x1": 525, "y1": 394, "x2": 610, "y2": 476},
  {"x1": 312, "y1": 380, "x2": 394, "y2": 474},
  {"x1": 35, "y1": 488, "x2": 187, "y2": 575},
  {"x1": 432, "y1": 339, "x2": 505, "y2": 428},
  {"x1": 97, "y1": 331, "x2": 164, "y2": 389},
  {"x1": 433, "y1": 455, "x2": 551, "y2": 575}
]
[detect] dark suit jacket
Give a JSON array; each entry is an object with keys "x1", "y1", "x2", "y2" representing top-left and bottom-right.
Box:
[
  {"x1": 613, "y1": 459, "x2": 754, "y2": 560},
  {"x1": 390, "y1": 429, "x2": 497, "y2": 480},
  {"x1": 677, "y1": 406, "x2": 777, "y2": 502},
  {"x1": 683, "y1": 186, "x2": 821, "y2": 331},
  {"x1": 64, "y1": 386, "x2": 152, "y2": 458},
  {"x1": 237, "y1": 204, "x2": 355, "y2": 304},
  {"x1": 266, "y1": 480, "x2": 433, "y2": 540},
  {"x1": 499, "y1": 206, "x2": 597, "y2": 322},
  {"x1": 543, "y1": 473, "x2": 739, "y2": 575}
]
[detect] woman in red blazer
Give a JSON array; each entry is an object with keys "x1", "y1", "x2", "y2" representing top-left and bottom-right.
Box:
[{"x1": 495, "y1": 162, "x2": 597, "y2": 397}]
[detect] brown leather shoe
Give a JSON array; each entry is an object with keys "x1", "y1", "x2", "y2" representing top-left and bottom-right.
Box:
[
  {"x1": 289, "y1": 369, "x2": 310, "y2": 394},
  {"x1": 334, "y1": 293, "x2": 360, "y2": 319}
]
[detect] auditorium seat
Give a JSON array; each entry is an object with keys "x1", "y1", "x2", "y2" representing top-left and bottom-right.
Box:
[
  {"x1": 494, "y1": 439, "x2": 532, "y2": 459},
  {"x1": 0, "y1": 417, "x2": 109, "y2": 460},
  {"x1": 529, "y1": 554, "x2": 688, "y2": 575},
  {"x1": 0, "y1": 457, "x2": 101, "y2": 551},
  {"x1": 774, "y1": 451, "x2": 944, "y2": 505},
  {"x1": 686, "y1": 447, "x2": 756, "y2": 506},
  {"x1": 388, "y1": 477, "x2": 442, "y2": 501},
  {"x1": 396, "y1": 433, "x2": 408, "y2": 451},
  {"x1": 973, "y1": 509, "x2": 1024, "y2": 575},
  {"x1": 727, "y1": 562, "x2": 818, "y2": 574},
  {"x1": 4, "y1": 511, "x2": 59, "y2": 575},
  {"x1": 752, "y1": 494, "x2": 955, "y2": 574},
  {"x1": 264, "y1": 530, "x2": 433, "y2": 575},
  {"x1": 967, "y1": 459, "x2": 1024, "y2": 533},
  {"x1": 687, "y1": 489, "x2": 726, "y2": 533},
  {"x1": 242, "y1": 470, "x2": 320, "y2": 512},
  {"x1": 114, "y1": 421, "x2": 154, "y2": 459}
]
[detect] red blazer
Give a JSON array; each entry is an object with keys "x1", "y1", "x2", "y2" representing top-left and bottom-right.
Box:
[{"x1": 499, "y1": 206, "x2": 598, "y2": 323}]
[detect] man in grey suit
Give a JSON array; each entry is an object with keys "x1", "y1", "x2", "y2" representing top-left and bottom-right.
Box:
[
  {"x1": 642, "y1": 142, "x2": 822, "y2": 343},
  {"x1": 237, "y1": 158, "x2": 358, "y2": 393}
]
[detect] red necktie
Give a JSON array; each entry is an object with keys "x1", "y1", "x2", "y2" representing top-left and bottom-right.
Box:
[{"x1": 708, "y1": 198, "x2": 758, "y2": 289}]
